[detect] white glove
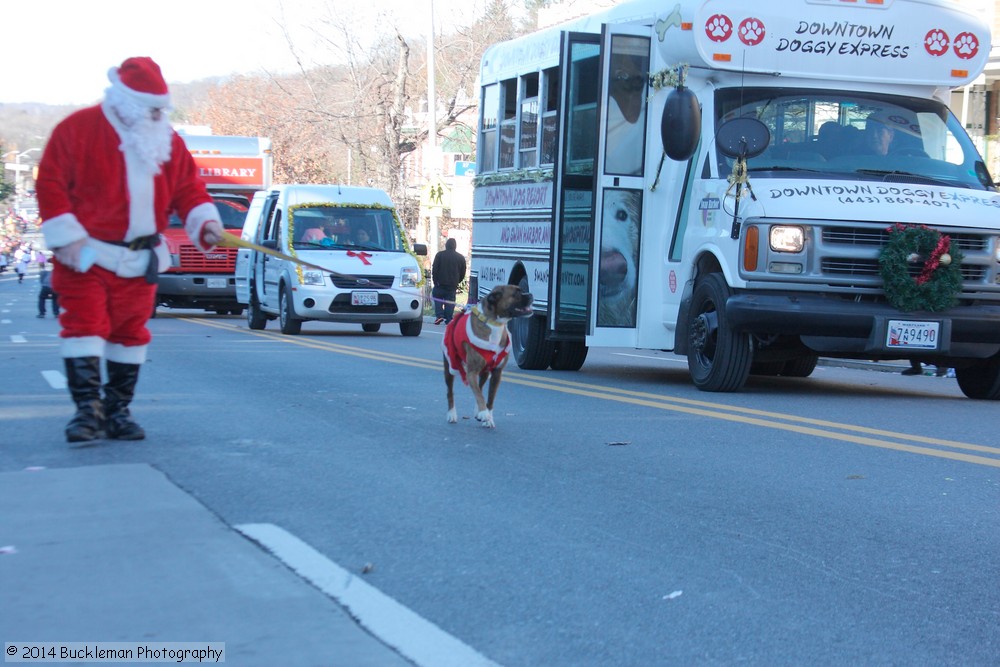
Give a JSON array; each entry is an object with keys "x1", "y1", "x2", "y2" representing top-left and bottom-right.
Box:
[
  {"x1": 199, "y1": 219, "x2": 225, "y2": 248},
  {"x1": 53, "y1": 238, "x2": 92, "y2": 272}
]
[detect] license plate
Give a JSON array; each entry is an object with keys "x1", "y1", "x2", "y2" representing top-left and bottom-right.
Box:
[
  {"x1": 207, "y1": 278, "x2": 227, "y2": 289},
  {"x1": 351, "y1": 290, "x2": 379, "y2": 306},
  {"x1": 886, "y1": 320, "x2": 940, "y2": 350}
]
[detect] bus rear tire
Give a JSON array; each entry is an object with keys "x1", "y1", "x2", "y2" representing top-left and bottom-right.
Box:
[
  {"x1": 511, "y1": 278, "x2": 554, "y2": 370},
  {"x1": 956, "y1": 356, "x2": 1000, "y2": 399},
  {"x1": 551, "y1": 341, "x2": 588, "y2": 371},
  {"x1": 783, "y1": 353, "x2": 818, "y2": 377},
  {"x1": 687, "y1": 273, "x2": 752, "y2": 392}
]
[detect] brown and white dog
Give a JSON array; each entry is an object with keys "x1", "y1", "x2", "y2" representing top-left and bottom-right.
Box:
[{"x1": 442, "y1": 284, "x2": 534, "y2": 428}]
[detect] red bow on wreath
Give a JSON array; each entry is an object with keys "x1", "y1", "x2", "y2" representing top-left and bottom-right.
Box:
[{"x1": 878, "y1": 223, "x2": 963, "y2": 312}]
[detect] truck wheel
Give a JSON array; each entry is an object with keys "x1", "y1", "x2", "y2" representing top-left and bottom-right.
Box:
[
  {"x1": 363, "y1": 323, "x2": 381, "y2": 333},
  {"x1": 279, "y1": 285, "x2": 302, "y2": 335},
  {"x1": 687, "y1": 273, "x2": 752, "y2": 392},
  {"x1": 247, "y1": 293, "x2": 267, "y2": 330},
  {"x1": 551, "y1": 341, "x2": 588, "y2": 371},
  {"x1": 399, "y1": 319, "x2": 422, "y2": 336},
  {"x1": 955, "y1": 356, "x2": 1000, "y2": 400}
]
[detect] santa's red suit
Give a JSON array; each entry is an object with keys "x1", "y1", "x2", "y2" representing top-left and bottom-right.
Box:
[{"x1": 36, "y1": 56, "x2": 221, "y2": 443}]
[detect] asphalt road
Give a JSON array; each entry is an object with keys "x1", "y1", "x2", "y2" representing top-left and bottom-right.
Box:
[{"x1": 1, "y1": 268, "x2": 998, "y2": 666}]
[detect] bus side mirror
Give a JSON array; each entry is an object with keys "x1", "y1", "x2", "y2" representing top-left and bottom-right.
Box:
[
  {"x1": 660, "y1": 86, "x2": 701, "y2": 161},
  {"x1": 716, "y1": 118, "x2": 770, "y2": 160}
]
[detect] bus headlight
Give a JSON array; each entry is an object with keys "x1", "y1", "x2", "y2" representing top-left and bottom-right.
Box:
[
  {"x1": 400, "y1": 266, "x2": 421, "y2": 288},
  {"x1": 770, "y1": 226, "x2": 805, "y2": 253}
]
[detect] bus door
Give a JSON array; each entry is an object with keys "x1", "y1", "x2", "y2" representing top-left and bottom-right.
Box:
[
  {"x1": 589, "y1": 25, "x2": 651, "y2": 347},
  {"x1": 548, "y1": 32, "x2": 600, "y2": 342}
]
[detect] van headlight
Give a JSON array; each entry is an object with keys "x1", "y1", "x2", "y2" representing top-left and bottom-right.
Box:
[
  {"x1": 769, "y1": 226, "x2": 805, "y2": 253},
  {"x1": 302, "y1": 270, "x2": 325, "y2": 285},
  {"x1": 400, "y1": 266, "x2": 421, "y2": 287}
]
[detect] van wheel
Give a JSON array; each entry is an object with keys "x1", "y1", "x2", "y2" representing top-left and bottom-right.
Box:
[
  {"x1": 956, "y1": 355, "x2": 1000, "y2": 399},
  {"x1": 247, "y1": 292, "x2": 267, "y2": 330},
  {"x1": 279, "y1": 285, "x2": 302, "y2": 335},
  {"x1": 687, "y1": 273, "x2": 752, "y2": 392},
  {"x1": 362, "y1": 323, "x2": 381, "y2": 333},
  {"x1": 400, "y1": 319, "x2": 422, "y2": 336}
]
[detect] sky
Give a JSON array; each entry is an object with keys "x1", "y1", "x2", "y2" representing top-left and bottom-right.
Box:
[{"x1": 2, "y1": 0, "x2": 486, "y2": 106}]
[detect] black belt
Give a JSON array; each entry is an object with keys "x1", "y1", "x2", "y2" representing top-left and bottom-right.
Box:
[{"x1": 100, "y1": 235, "x2": 161, "y2": 284}]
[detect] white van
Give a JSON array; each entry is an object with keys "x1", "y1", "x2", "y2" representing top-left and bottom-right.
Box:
[{"x1": 234, "y1": 185, "x2": 427, "y2": 335}]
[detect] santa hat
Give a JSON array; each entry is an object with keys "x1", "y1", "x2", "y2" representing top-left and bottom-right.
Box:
[{"x1": 107, "y1": 57, "x2": 171, "y2": 108}]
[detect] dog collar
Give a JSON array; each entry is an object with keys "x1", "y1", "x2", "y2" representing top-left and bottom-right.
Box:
[{"x1": 471, "y1": 306, "x2": 506, "y2": 327}]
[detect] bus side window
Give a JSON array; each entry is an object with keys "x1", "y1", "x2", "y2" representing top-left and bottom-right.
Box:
[
  {"x1": 540, "y1": 67, "x2": 559, "y2": 165},
  {"x1": 520, "y1": 73, "x2": 539, "y2": 169},
  {"x1": 499, "y1": 78, "x2": 518, "y2": 169},
  {"x1": 479, "y1": 84, "x2": 499, "y2": 174}
]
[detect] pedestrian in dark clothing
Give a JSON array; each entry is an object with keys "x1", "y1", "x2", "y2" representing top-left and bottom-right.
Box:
[
  {"x1": 432, "y1": 237, "x2": 466, "y2": 324},
  {"x1": 38, "y1": 260, "x2": 60, "y2": 318}
]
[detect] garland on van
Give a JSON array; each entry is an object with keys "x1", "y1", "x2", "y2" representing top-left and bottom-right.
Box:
[
  {"x1": 287, "y1": 203, "x2": 425, "y2": 286},
  {"x1": 878, "y1": 223, "x2": 963, "y2": 312}
]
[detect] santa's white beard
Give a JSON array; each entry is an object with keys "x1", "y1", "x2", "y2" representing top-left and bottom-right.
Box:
[{"x1": 106, "y1": 87, "x2": 173, "y2": 173}]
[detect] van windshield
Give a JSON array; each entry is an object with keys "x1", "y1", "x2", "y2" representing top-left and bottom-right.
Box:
[
  {"x1": 715, "y1": 87, "x2": 994, "y2": 191},
  {"x1": 290, "y1": 205, "x2": 406, "y2": 251}
]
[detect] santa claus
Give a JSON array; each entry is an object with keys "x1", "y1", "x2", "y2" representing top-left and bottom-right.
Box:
[{"x1": 37, "y1": 56, "x2": 225, "y2": 444}]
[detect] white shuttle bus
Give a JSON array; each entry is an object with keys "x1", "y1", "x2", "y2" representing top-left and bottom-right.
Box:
[{"x1": 470, "y1": 0, "x2": 1000, "y2": 399}]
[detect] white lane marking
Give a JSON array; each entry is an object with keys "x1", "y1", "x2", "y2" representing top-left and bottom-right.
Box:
[
  {"x1": 237, "y1": 523, "x2": 502, "y2": 667},
  {"x1": 11, "y1": 335, "x2": 27, "y2": 343},
  {"x1": 42, "y1": 370, "x2": 67, "y2": 390}
]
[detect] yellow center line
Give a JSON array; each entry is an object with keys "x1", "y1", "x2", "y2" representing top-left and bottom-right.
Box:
[{"x1": 183, "y1": 318, "x2": 1000, "y2": 467}]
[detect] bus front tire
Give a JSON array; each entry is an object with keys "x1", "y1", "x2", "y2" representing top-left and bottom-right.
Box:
[
  {"x1": 687, "y1": 273, "x2": 752, "y2": 392},
  {"x1": 956, "y1": 356, "x2": 1000, "y2": 400}
]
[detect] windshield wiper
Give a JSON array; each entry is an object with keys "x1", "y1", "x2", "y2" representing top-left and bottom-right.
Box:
[{"x1": 854, "y1": 169, "x2": 958, "y2": 187}]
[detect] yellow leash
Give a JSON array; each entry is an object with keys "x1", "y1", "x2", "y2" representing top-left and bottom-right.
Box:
[{"x1": 214, "y1": 234, "x2": 458, "y2": 304}]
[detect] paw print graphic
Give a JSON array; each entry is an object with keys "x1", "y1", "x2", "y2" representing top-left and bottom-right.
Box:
[
  {"x1": 739, "y1": 18, "x2": 765, "y2": 46},
  {"x1": 953, "y1": 32, "x2": 980, "y2": 60},
  {"x1": 705, "y1": 14, "x2": 733, "y2": 43},
  {"x1": 924, "y1": 29, "x2": 949, "y2": 56}
]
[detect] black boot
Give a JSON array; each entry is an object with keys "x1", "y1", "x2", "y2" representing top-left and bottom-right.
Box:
[
  {"x1": 104, "y1": 361, "x2": 145, "y2": 440},
  {"x1": 64, "y1": 357, "x2": 105, "y2": 443}
]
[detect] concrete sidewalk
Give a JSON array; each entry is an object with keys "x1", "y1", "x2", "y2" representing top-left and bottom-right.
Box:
[{"x1": 0, "y1": 464, "x2": 412, "y2": 667}]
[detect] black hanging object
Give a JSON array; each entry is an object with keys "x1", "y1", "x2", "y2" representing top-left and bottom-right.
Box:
[{"x1": 661, "y1": 86, "x2": 701, "y2": 161}]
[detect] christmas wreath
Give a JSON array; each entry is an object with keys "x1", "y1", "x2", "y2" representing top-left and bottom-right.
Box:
[{"x1": 878, "y1": 223, "x2": 963, "y2": 312}]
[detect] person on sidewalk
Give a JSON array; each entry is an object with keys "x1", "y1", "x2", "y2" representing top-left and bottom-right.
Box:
[
  {"x1": 901, "y1": 359, "x2": 924, "y2": 376},
  {"x1": 36, "y1": 56, "x2": 225, "y2": 444},
  {"x1": 431, "y1": 237, "x2": 466, "y2": 324},
  {"x1": 37, "y1": 259, "x2": 59, "y2": 318},
  {"x1": 15, "y1": 255, "x2": 29, "y2": 283}
]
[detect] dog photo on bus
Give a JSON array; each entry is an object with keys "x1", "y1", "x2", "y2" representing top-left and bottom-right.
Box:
[{"x1": 597, "y1": 188, "x2": 641, "y2": 327}]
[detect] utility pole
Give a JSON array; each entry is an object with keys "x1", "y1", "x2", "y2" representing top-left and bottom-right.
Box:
[{"x1": 426, "y1": 0, "x2": 440, "y2": 260}]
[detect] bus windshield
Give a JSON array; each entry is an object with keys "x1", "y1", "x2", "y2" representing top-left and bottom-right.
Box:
[{"x1": 715, "y1": 87, "x2": 994, "y2": 191}]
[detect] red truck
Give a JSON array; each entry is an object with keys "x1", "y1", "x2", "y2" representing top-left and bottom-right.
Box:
[{"x1": 155, "y1": 134, "x2": 273, "y2": 315}]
